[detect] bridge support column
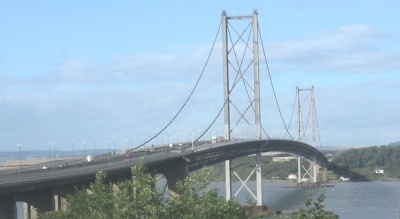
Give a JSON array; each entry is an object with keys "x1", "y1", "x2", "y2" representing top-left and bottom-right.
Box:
[
  {"x1": 108, "y1": 172, "x2": 133, "y2": 196},
  {"x1": 0, "y1": 193, "x2": 16, "y2": 219},
  {"x1": 161, "y1": 159, "x2": 189, "y2": 198},
  {"x1": 228, "y1": 153, "x2": 267, "y2": 214},
  {"x1": 313, "y1": 155, "x2": 317, "y2": 183},
  {"x1": 15, "y1": 188, "x2": 54, "y2": 215},
  {"x1": 53, "y1": 184, "x2": 78, "y2": 212},
  {"x1": 108, "y1": 172, "x2": 132, "y2": 186},
  {"x1": 256, "y1": 152, "x2": 263, "y2": 206},
  {"x1": 321, "y1": 167, "x2": 327, "y2": 181},
  {"x1": 225, "y1": 160, "x2": 232, "y2": 200},
  {"x1": 297, "y1": 156, "x2": 301, "y2": 183},
  {"x1": 22, "y1": 202, "x2": 37, "y2": 219}
]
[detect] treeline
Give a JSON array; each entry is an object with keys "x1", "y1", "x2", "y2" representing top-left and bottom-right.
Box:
[
  {"x1": 197, "y1": 156, "x2": 299, "y2": 182},
  {"x1": 38, "y1": 157, "x2": 338, "y2": 219},
  {"x1": 331, "y1": 145, "x2": 400, "y2": 180},
  {"x1": 200, "y1": 145, "x2": 400, "y2": 182}
]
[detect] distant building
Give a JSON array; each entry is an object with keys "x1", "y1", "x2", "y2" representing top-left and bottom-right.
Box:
[
  {"x1": 340, "y1": 176, "x2": 350, "y2": 181},
  {"x1": 375, "y1": 168, "x2": 384, "y2": 173},
  {"x1": 272, "y1": 156, "x2": 297, "y2": 162}
]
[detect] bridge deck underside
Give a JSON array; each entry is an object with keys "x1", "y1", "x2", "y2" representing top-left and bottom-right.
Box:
[
  {"x1": 1, "y1": 139, "x2": 327, "y2": 195},
  {"x1": 186, "y1": 139, "x2": 327, "y2": 171}
]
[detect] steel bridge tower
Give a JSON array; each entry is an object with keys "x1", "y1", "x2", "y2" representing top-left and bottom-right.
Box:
[
  {"x1": 221, "y1": 10, "x2": 263, "y2": 207},
  {"x1": 296, "y1": 87, "x2": 318, "y2": 183}
]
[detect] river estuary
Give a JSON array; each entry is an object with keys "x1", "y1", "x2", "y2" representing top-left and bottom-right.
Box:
[
  {"x1": 17, "y1": 181, "x2": 400, "y2": 218},
  {"x1": 212, "y1": 181, "x2": 400, "y2": 219}
]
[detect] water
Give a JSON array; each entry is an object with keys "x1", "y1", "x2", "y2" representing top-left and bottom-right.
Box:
[
  {"x1": 17, "y1": 181, "x2": 400, "y2": 218},
  {"x1": 209, "y1": 181, "x2": 400, "y2": 219}
]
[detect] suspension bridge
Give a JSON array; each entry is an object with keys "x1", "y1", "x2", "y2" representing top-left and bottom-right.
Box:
[{"x1": 0, "y1": 10, "x2": 328, "y2": 218}]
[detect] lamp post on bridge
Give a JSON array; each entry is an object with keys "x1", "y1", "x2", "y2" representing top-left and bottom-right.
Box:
[
  {"x1": 53, "y1": 143, "x2": 56, "y2": 173},
  {"x1": 72, "y1": 141, "x2": 74, "y2": 160},
  {"x1": 191, "y1": 135, "x2": 194, "y2": 150},
  {"x1": 16, "y1": 144, "x2": 22, "y2": 169},
  {"x1": 83, "y1": 142, "x2": 87, "y2": 166},
  {"x1": 93, "y1": 139, "x2": 97, "y2": 156},
  {"x1": 83, "y1": 142, "x2": 86, "y2": 158},
  {"x1": 48, "y1": 142, "x2": 51, "y2": 160},
  {"x1": 144, "y1": 133, "x2": 147, "y2": 150},
  {"x1": 53, "y1": 143, "x2": 55, "y2": 162},
  {"x1": 114, "y1": 137, "x2": 116, "y2": 152}
]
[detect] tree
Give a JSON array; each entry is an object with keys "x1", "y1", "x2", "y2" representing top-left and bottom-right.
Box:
[
  {"x1": 275, "y1": 191, "x2": 339, "y2": 219},
  {"x1": 37, "y1": 157, "x2": 247, "y2": 219},
  {"x1": 167, "y1": 166, "x2": 247, "y2": 219},
  {"x1": 38, "y1": 157, "x2": 338, "y2": 219}
]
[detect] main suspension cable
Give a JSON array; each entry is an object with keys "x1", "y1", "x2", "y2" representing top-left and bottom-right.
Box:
[
  {"x1": 130, "y1": 19, "x2": 222, "y2": 151},
  {"x1": 194, "y1": 97, "x2": 229, "y2": 142},
  {"x1": 283, "y1": 92, "x2": 297, "y2": 139},
  {"x1": 315, "y1": 99, "x2": 323, "y2": 149},
  {"x1": 258, "y1": 26, "x2": 294, "y2": 140}
]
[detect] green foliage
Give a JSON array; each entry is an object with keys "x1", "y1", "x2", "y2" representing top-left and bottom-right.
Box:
[
  {"x1": 197, "y1": 156, "x2": 299, "y2": 182},
  {"x1": 292, "y1": 192, "x2": 338, "y2": 219},
  {"x1": 331, "y1": 145, "x2": 400, "y2": 180},
  {"x1": 168, "y1": 166, "x2": 247, "y2": 219},
  {"x1": 275, "y1": 191, "x2": 339, "y2": 219},
  {"x1": 37, "y1": 155, "x2": 340, "y2": 219},
  {"x1": 37, "y1": 157, "x2": 248, "y2": 219}
]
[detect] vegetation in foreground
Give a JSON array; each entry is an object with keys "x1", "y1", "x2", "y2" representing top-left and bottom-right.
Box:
[
  {"x1": 37, "y1": 157, "x2": 338, "y2": 219},
  {"x1": 275, "y1": 191, "x2": 338, "y2": 219}
]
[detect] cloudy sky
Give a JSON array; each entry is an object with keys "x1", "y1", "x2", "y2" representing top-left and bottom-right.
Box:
[{"x1": 1, "y1": 1, "x2": 399, "y2": 152}]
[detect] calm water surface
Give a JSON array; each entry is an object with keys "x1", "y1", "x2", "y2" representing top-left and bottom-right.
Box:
[
  {"x1": 17, "y1": 181, "x2": 400, "y2": 218},
  {"x1": 211, "y1": 181, "x2": 400, "y2": 219}
]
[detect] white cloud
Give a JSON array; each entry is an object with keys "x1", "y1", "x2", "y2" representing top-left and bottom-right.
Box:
[
  {"x1": 266, "y1": 25, "x2": 400, "y2": 73},
  {"x1": 1, "y1": 24, "x2": 400, "y2": 151}
]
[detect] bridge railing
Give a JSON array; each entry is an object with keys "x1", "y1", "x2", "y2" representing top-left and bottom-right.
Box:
[{"x1": 0, "y1": 147, "x2": 194, "y2": 187}]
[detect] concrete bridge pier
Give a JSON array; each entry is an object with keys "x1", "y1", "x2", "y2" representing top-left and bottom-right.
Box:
[
  {"x1": 16, "y1": 188, "x2": 54, "y2": 216},
  {"x1": 159, "y1": 158, "x2": 189, "y2": 198},
  {"x1": 107, "y1": 171, "x2": 135, "y2": 196},
  {"x1": 255, "y1": 152, "x2": 263, "y2": 207},
  {"x1": 53, "y1": 184, "x2": 80, "y2": 212},
  {"x1": 108, "y1": 171, "x2": 132, "y2": 188},
  {"x1": 226, "y1": 153, "x2": 266, "y2": 214},
  {"x1": 320, "y1": 167, "x2": 327, "y2": 181},
  {"x1": 0, "y1": 193, "x2": 16, "y2": 219}
]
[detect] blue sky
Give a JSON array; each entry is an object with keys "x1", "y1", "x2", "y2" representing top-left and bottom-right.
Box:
[{"x1": 1, "y1": 1, "x2": 399, "y2": 152}]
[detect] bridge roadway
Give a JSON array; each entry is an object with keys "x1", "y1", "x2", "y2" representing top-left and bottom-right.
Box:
[{"x1": 0, "y1": 138, "x2": 328, "y2": 195}]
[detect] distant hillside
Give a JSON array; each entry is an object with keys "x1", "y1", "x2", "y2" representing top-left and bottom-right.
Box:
[
  {"x1": 388, "y1": 141, "x2": 400, "y2": 147},
  {"x1": 330, "y1": 144, "x2": 400, "y2": 180},
  {"x1": 193, "y1": 155, "x2": 310, "y2": 182},
  {"x1": 0, "y1": 149, "x2": 115, "y2": 162}
]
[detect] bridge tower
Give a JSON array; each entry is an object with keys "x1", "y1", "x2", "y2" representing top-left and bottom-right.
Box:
[
  {"x1": 221, "y1": 10, "x2": 264, "y2": 207},
  {"x1": 296, "y1": 87, "x2": 318, "y2": 183}
]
